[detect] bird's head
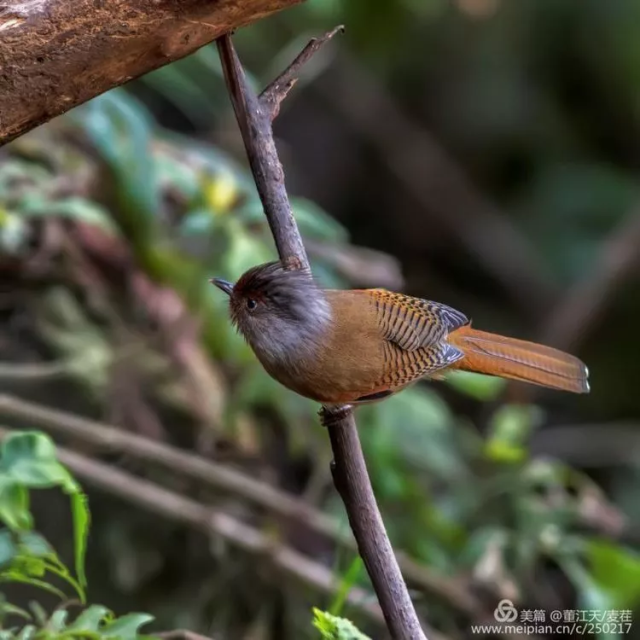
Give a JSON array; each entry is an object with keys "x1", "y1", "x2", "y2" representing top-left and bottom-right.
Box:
[{"x1": 210, "y1": 261, "x2": 331, "y2": 364}]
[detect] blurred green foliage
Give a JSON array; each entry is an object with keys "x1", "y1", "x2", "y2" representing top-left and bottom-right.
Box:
[{"x1": 0, "y1": 432, "x2": 154, "y2": 640}]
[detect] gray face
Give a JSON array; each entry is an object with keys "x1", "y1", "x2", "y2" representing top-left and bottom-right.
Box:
[{"x1": 211, "y1": 262, "x2": 332, "y2": 370}]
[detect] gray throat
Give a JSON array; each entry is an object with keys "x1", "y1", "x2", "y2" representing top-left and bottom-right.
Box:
[{"x1": 248, "y1": 291, "x2": 332, "y2": 373}]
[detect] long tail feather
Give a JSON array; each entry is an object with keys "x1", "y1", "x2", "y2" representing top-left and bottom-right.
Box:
[{"x1": 448, "y1": 326, "x2": 590, "y2": 393}]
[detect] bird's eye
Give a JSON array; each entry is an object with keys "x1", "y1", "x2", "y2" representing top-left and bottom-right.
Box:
[{"x1": 246, "y1": 298, "x2": 258, "y2": 311}]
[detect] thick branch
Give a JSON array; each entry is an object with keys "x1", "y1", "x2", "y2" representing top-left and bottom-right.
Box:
[
  {"x1": 0, "y1": 0, "x2": 303, "y2": 146},
  {"x1": 217, "y1": 32, "x2": 428, "y2": 640}
]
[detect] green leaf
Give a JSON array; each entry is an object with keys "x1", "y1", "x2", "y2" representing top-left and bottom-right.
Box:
[
  {"x1": 0, "y1": 572, "x2": 66, "y2": 599},
  {"x1": 71, "y1": 490, "x2": 90, "y2": 597},
  {"x1": 67, "y1": 605, "x2": 111, "y2": 632},
  {"x1": 29, "y1": 601, "x2": 49, "y2": 626},
  {"x1": 561, "y1": 555, "x2": 612, "y2": 613},
  {"x1": 0, "y1": 480, "x2": 31, "y2": 530},
  {"x1": 0, "y1": 598, "x2": 31, "y2": 622},
  {"x1": 101, "y1": 613, "x2": 154, "y2": 640},
  {"x1": 0, "y1": 432, "x2": 75, "y2": 490},
  {"x1": 1, "y1": 430, "x2": 56, "y2": 469},
  {"x1": 485, "y1": 405, "x2": 543, "y2": 464},
  {"x1": 361, "y1": 387, "x2": 462, "y2": 482},
  {"x1": 330, "y1": 557, "x2": 363, "y2": 617},
  {"x1": 0, "y1": 432, "x2": 88, "y2": 600},
  {"x1": 12, "y1": 458, "x2": 71, "y2": 489},
  {"x1": 77, "y1": 91, "x2": 160, "y2": 238},
  {"x1": 14, "y1": 553, "x2": 47, "y2": 578},
  {"x1": 47, "y1": 609, "x2": 69, "y2": 632},
  {"x1": 15, "y1": 625, "x2": 36, "y2": 640},
  {"x1": 18, "y1": 531, "x2": 51, "y2": 557},
  {"x1": 312, "y1": 609, "x2": 371, "y2": 640},
  {"x1": 586, "y1": 539, "x2": 640, "y2": 609}
]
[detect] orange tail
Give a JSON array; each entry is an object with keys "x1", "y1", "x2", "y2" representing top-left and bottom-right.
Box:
[{"x1": 448, "y1": 326, "x2": 589, "y2": 394}]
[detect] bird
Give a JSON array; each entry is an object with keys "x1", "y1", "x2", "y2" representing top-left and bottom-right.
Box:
[{"x1": 211, "y1": 261, "x2": 589, "y2": 406}]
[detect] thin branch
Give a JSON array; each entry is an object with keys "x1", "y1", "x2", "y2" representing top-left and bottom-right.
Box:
[
  {"x1": 505, "y1": 205, "x2": 640, "y2": 403},
  {"x1": 216, "y1": 31, "x2": 428, "y2": 640},
  {"x1": 216, "y1": 37, "x2": 309, "y2": 271},
  {"x1": 259, "y1": 25, "x2": 345, "y2": 121},
  {"x1": 0, "y1": 361, "x2": 71, "y2": 380},
  {"x1": 0, "y1": 394, "x2": 340, "y2": 540},
  {"x1": 539, "y1": 206, "x2": 640, "y2": 351},
  {"x1": 0, "y1": 395, "x2": 482, "y2": 618},
  {"x1": 0, "y1": 426, "x2": 385, "y2": 629},
  {"x1": 156, "y1": 630, "x2": 216, "y2": 640},
  {"x1": 322, "y1": 407, "x2": 429, "y2": 640}
]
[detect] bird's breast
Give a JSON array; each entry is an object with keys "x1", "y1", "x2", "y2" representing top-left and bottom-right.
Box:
[{"x1": 256, "y1": 290, "x2": 389, "y2": 404}]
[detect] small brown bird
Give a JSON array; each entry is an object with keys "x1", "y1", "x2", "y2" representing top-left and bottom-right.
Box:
[{"x1": 211, "y1": 262, "x2": 589, "y2": 405}]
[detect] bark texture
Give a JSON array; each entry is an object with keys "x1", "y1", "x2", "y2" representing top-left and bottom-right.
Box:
[{"x1": 0, "y1": 0, "x2": 303, "y2": 145}]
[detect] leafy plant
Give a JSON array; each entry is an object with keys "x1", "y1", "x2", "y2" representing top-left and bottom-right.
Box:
[
  {"x1": 312, "y1": 609, "x2": 371, "y2": 640},
  {"x1": 0, "y1": 603, "x2": 153, "y2": 640},
  {"x1": 0, "y1": 431, "x2": 154, "y2": 640},
  {"x1": 0, "y1": 432, "x2": 88, "y2": 603},
  {"x1": 0, "y1": 431, "x2": 378, "y2": 640}
]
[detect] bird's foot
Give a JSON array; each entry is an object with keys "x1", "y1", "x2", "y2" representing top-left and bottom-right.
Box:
[{"x1": 318, "y1": 404, "x2": 353, "y2": 428}]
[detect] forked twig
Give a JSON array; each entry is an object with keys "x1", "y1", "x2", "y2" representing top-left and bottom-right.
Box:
[{"x1": 260, "y1": 25, "x2": 345, "y2": 121}]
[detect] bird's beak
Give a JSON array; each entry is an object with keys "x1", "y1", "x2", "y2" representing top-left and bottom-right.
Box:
[{"x1": 210, "y1": 278, "x2": 234, "y2": 296}]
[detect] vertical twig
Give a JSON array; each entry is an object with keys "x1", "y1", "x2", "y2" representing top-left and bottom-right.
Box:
[
  {"x1": 322, "y1": 407, "x2": 428, "y2": 639},
  {"x1": 216, "y1": 31, "x2": 427, "y2": 640}
]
